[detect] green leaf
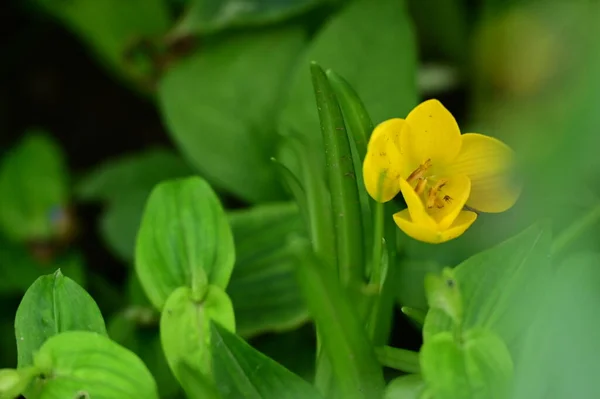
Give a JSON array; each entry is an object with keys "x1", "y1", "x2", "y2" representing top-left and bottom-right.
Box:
[
  {"x1": 375, "y1": 346, "x2": 420, "y2": 374},
  {"x1": 384, "y1": 374, "x2": 427, "y2": 399},
  {"x1": 76, "y1": 148, "x2": 194, "y2": 203},
  {"x1": 171, "y1": 0, "x2": 324, "y2": 36},
  {"x1": 158, "y1": 28, "x2": 306, "y2": 203},
  {"x1": 160, "y1": 286, "x2": 235, "y2": 384},
  {"x1": 280, "y1": 0, "x2": 417, "y2": 148},
  {"x1": 423, "y1": 223, "x2": 552, "y2": 355},
  {"x1": 211, "y1": 322, "x2": 323, "y2": 399},
  {"x1": 0, "y1": 367, "x2": 37, "y2": 399},
  {"x1": 0, "y1": 132, "x2": 68, "y2": 242},
  {"x1": 14, "y1": 270, "x2": 107, "y2": 369},
  {"x1": 227, "y1": 203, "x2": 308, "y2": 337},
  {"x1": 396, "y1": 259, "x2": 444, "y2": 311},
  {"x1": 76, "y1": 148, "x2": 195, "y2": 262},
  {"x1": 420, "y1": 329, "x2": 513, "y2": 399},
  {"x1": 31, "y1": 331, "x2": 159, "y2": 399},
  {"x1": 31, "y1": 0, "x2": 171, "y2": 91},
  {"x1": 135, "y1": 176, "x2": 234, "y2": 310},
  {"x1": 292, "y1": 240, "x2": 385, "y2": 399},
  {"x1": 424, "y1": 267, "x2": 463, "y2": 326},
  {"x1": 310, "y1": 62, "x2": 364, "y2": 287}
]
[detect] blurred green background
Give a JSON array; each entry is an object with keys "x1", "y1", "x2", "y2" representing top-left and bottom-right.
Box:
[{"x1": 1, "y1": 0, "x2": 600, "y2": 398}]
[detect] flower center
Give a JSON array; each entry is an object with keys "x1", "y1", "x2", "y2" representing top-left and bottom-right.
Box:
[{"x1": 406, "y1": 159, "x2": 453, "y2": 209}]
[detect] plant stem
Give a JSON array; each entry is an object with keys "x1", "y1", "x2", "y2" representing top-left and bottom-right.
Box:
[{"x1": 552, "y1": 203, "x2": 600, "y2": 255}]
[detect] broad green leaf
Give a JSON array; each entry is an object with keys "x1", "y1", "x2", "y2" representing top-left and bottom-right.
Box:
[
  {"x1": 158, "y1": 27, "x2": 306, "y2": 203},
  {"x1": 279, "y1": 0, "x2": 417, "y2": 148},
  {"x1": 420, "y1": 329, "x2": 513, "y2": 399},
  {"x1": 210, "y1": 322, "x2": 323, "y2": 399},
  {"x1": 31, "y1": 331, "x2": 158, "y2": 399},
  {"x1": 76, "y1": 148, "x2": 193, "y2": 203},
  {"x1": 31, "y1": 0, "x2": 171, "y2": 91},
  {"x1": 76, "y1": 148, "x2": 194, "y2": 262},
  {"x1": 227, "y1": 203, "x2": 308, "y2": 337},
  {"x1": 293, "y1": 240, "x2": 385, "y2": 399},
  {"x1": 423, "y1": 223, "x2": 552, "y2": 356},
  {"x1": 424, "y1": 267, "x2": 463, "y2": 326},
  {"x1": 396, "y1": 259, "x2": 444, "y2": 311},
  {"x1": 0, "y1": 132, "x2": 68, "y2": 242},
  {"x1": 175, "y1": 361, "x2": 220, "y2": 399},
  {"x1": 14, "y1": 270, "x2": 106, "y2": 369},
  {"x1": 135, "y1": 177, "x2": 234, "y2": 310},
  {"x1": 0, "y1": 367, "x2": 37, "y2": 399},
  {"x1": 384, "y1": 374, "x2": 427, "y2": 399},
  {"x1": 160, "y1": 286, "x2": 235, "y2": 384},
  {"x1": 171, "y1": 0, "x2": 325, "y2": 36}
]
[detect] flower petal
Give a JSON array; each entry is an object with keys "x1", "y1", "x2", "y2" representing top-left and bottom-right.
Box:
[
  {"x1": 445, "y1": 133, "x2": 521, "y2": 213},
  {"x1": 401, "y1": 99, "x2": 462, "y2": 173},
  {"x1": 398, "y1": 177, "x2": 436, "y2": 229},
  {"x1": 393, "y1": 209, "x2": 477, "y2": 244},
  {"x1": 363, "y1": 118, "x2": 405, "y2": 202},
  {"x1": 427, "y1": 174, "x2": 471, "y2": 230}
]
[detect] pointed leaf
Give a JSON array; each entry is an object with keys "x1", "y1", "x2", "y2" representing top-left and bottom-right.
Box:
[
  {"x1": 15, "y1": 270, "x2": 107, "y2": 369},
  {"x1": 211, "y1": 322, "x2": 323, "y2": 399}
]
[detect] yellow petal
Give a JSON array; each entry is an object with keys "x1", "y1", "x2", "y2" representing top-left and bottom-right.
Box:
[
  {"x1": 398, "y1": 177, "x2": 436, "y2": 229},
  {"x1": 401, "y1": 99, "x2": 462, "y2": 173},
  {"x1": 427, "y1": 174, "x2": 471, "y2": 230},
  {"x1": 446, "y1": 133, "x2": 520, "y2": 213},
  {"x1": 393, "y1": 209, "x2": 478, "y2": 244},
  {"x1": 363, "y1": 119, "x2": 405, "y2": 202}
]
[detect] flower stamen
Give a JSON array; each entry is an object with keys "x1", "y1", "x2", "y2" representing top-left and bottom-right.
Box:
[
  {"x1": 406, "y1": 159, "x2": 432, "y2": 184},
  {"x1": 426, "y1": 179, "x2": 449, "y2": 209},
  {"x1": 414, "y1": 178, "x2": 427, "y2": 196}
]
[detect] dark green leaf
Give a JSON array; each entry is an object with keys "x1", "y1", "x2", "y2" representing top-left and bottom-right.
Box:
[
  {"x1": 310, "y1": 62, "x2": 364, "y2": 287},
  {"x1": 171, "y1": 0, "x2": 324, "y2": 36},
  {"x1": 159, "y1": 28, "x2": 306, "y2": 202},
  {"x1": 135, "y1": 176, "x2": 234, "y2": 310},
  {"x1": 15, "y1": 270, "x2": 107, "y2": 369},
  {"x1": 293, "y1": 240, "x2": 385, "y2": 399},
  {"x1": 211, "y1": 322, "x2": 323, "y2": 399},
  {"x1": 31, "y1": 331, "x2": 159, "y2": 399},
  {"x1": 0, "y1": 132, "x2": 68, "y2": 242},
  {"x1": 160, "y1": 286, "x2": 235, "y2": 383},
  {"x1": 31, "y1": 0, "x2": 171, "y2": 90},
  {"x1": 420, "y1": 329, "x2": 513, "y2": 399},
  {"x1": 423, "y1": 223, "x2": 552, "y2": 356},
  {"x1": 396, "y1": 259, "x2": 444, "y2": 311},
  {"x1": 280, "y1": 0, "x2": 417, "y2": 148},
  {"x1": 227, "y1": 203, "x2": 308, "y2": 337}
]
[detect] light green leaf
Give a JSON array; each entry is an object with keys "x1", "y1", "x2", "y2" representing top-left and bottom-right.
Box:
[
  {"x1": 31, "y1": 331, "x2": 158, "y2": 399},
  {"x1": 160, "y1": 286, "x2": 235, "y2": 384},
  {"x1": 158, "y1": 27, "x2": 306, "y2": 202},
  {"x1": 172, "y1": 0, "x2": 325, "y2": 36},
  {"x1": 227, "y1": 202, "x2": 308, "y2": 338},
  {"x1": 31, "y1": 0, "x2": 171, "y2": 91},
  {"x1": 0, "y1": 367, "x2": 37, "y2": 399},
  {"x1": 375, "y1": 346, "x2": 420, "y2": 374},
  {"x1": 423, "y1": 223, "x2": 552, "y2": 356},
  {"x1": 211, "y1": 322, "x2": 323, "y2": 399},
  {"x1": 15, "y1": 270, "x2": 107, "y2": 369},
  {"x1": 420, "y1": 329, "x2": 513, "y2": 399},
  {"x1": 424, "y1": 267, "x2": 463, "y2": 326},
  {"x1": 135, "y1": 176, "x2": 234, "y2": 310},
  {"x1": 384, "y1": 374, "x2": 427, "y2": 399},
  {"x1": 280, "y1": 0, "x2": 417, "y2": 148},
  {"x1": 0, "y1": 132, "x2": 68, "y2": 242}
]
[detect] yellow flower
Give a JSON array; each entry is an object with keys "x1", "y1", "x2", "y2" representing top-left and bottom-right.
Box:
[{"x1": 363, "y1": 99, "x2": 520, "y2": 244}]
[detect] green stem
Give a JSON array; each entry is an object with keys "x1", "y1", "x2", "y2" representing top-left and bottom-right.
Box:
[
  {"x1": 375, "y1": 346, "x2": 421, "y2": 374},
  {"x1": 552, "y1": 203, "x2": 600, "y2": 255}
]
